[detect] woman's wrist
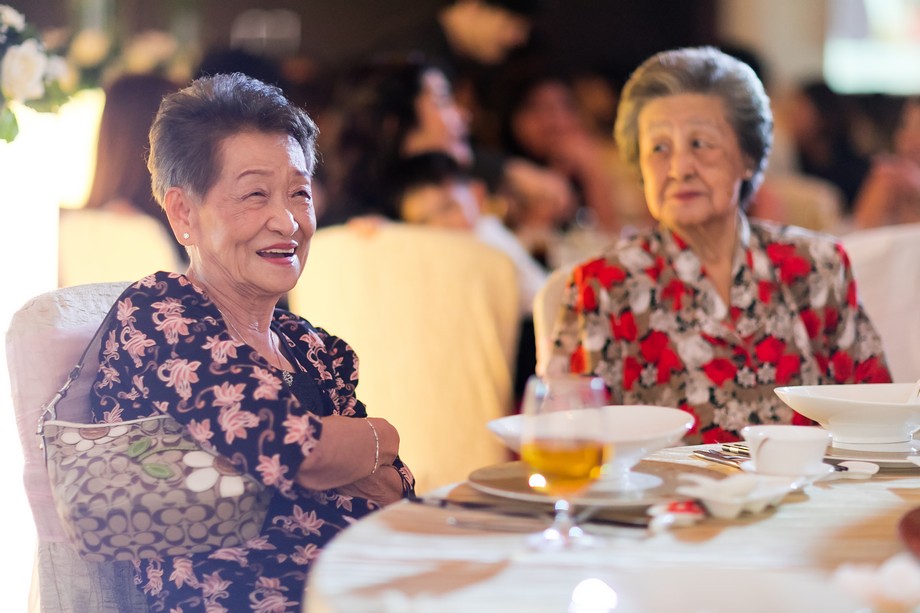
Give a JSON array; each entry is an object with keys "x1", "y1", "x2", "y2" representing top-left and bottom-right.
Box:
[{"x1": 365, "y1": 418, "x2": 380, "y2": 475}]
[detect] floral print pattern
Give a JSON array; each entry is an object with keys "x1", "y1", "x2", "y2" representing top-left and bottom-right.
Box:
[
  {"x1": 91, "y1": 271, "x2": 414, "y2": 611},
  {"x1": 548, "y1": 216, "x2": 892, "y2": 444}
]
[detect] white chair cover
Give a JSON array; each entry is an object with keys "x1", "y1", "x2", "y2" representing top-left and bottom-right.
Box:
[
  {"x1": 842, "y1": 223, "x2": 920, "y2": 383},
  {"x1": 289, "y1": 224, "x2": 520, "y2": 493},
  {"x1": 58, "y1": 209, "x2": 184, "y2": 288},
  {"x1": 532, "y1": 265, "x2": 574, "y2": 377},
  {"x1": 6, "y1": 282, "x2": 148, "y2": 612}
]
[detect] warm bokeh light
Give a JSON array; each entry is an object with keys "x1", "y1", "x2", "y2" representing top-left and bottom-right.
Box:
[{"x1": 0, "y1": 89, "x2": 103, "y2": 610}]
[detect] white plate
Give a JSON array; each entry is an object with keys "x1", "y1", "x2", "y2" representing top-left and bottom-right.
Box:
[
  {"x1": 467, "y1": 460, "x2": 721, "y2": 509},
  {"x1": 724, "y1": 441, "x2": 920, "y2": 469},
  {"x1": 824, "y1": 441, "x2": 920, "y2": 468},
  {"x1": 739, "y1": 460, "x2": 835, "y2": 486}
]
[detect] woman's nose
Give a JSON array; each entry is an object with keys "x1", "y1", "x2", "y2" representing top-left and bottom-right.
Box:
[
  {"x1": 269, "y1": 200, "x2": 299, "y2": 236},
  {"x1": 669, "y1": 145, "x2": 697, "y2": 180}
]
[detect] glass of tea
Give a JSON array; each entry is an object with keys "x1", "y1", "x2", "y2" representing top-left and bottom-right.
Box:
[{"x1": 519, "y1": 373, "x2": 609, "y2": 550}]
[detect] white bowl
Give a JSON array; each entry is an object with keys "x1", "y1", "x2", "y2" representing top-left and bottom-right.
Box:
[
  {"x1": 774, "y1": 383, "x2": 920, "y2": 450},
  {"x1": 487, "y1": 405, "x2": 694, "y2": 478}
]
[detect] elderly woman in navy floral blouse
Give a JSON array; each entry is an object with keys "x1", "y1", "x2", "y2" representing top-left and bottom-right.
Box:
[
  {"x1": 547, "y1": 47, "x2": 891, "y2": 444},
  {"x1": 90, "y1": 73, "x2": 414, "y2": 611}
]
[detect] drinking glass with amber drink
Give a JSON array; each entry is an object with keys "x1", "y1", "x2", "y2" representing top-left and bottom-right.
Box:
[{"x1": 520, "y1": 374, "x2": 609, "y2": 550}]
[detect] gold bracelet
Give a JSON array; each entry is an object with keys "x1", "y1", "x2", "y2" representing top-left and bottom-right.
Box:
[{"x1": 365, "y1": 418, "x2": 379, "y2": 475}]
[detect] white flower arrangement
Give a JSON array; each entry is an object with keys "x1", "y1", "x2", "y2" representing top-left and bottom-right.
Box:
[{"x1": 0, "y1": 5, "x2": 70, "y2": 142}]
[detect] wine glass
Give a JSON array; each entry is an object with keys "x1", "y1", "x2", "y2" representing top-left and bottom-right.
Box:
[{"x1": 519, "y1": 373, "x2": 610, "y2": 550}]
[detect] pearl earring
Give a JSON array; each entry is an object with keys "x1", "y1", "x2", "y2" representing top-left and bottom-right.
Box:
[{"x1": 182, "y1": 232, "x2": 190, "y2": 240}]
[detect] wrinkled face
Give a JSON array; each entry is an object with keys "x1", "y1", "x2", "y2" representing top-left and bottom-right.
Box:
[
  {"x1": 512, "y1": 80, "x2": 582, "y2": 159},
  {"x1": 406, "y1": 69, "x2": 472, "y2": 165},
  {"x1": 638, "y1": 93, "x2": 749, "y2": 233},
  {"x1": 895, "y1": 101, "x2": 920, "y2": 165},
  {"x1": 187, "y1": 131, "x2": 315, "y2": 300},
  {"x1": 400, "y1": 180, "x2": 479, "y2": 230}
]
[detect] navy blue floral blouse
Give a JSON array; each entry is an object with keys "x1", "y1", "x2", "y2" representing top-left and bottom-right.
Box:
[{"x1": 90, "y1": 271, "x2": 414, "y2": 612}]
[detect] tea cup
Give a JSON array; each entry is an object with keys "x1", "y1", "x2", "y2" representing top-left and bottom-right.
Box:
[{"x1": 740, "y1": 425, "x2": 832, "y2": 476}]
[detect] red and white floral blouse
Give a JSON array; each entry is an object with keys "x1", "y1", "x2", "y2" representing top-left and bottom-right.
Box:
[{"x1": 548, "y1": 215, "x2": 892, "y2": 444}]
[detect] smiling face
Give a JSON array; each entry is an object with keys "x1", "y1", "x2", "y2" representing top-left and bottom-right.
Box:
[
  {"x1": 173, "y1": 130, "x2": 315, "y2": 302},
  {"x1": 638, "y1": 93, "x2": 750, "y2": 234}
]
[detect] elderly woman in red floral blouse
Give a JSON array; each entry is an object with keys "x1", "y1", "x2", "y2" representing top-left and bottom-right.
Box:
[{"x1": 547, "y1": 47, "x2": 891, "y2": 444}]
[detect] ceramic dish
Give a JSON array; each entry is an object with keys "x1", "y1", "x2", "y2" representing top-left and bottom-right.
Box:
[
  {"x1": 676, "y1": 473, "x2": 797, "y2": 519},
  {"x1": 739, "y1": 460, "x2": 835, "y2": 488},
  {"x1": 467, "y1": 459, "x2": 720, "y2": 509}
]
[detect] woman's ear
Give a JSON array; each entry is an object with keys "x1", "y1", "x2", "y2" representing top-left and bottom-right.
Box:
[{"x1": 164, "y1": 187, "x2": 195, "y2": 244}]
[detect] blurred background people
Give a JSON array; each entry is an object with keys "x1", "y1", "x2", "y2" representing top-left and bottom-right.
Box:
[
  {"x1": 498, "y1": 68, "x2": 651, "y2": 262},
  {"x1": 851, "y1": 97, "x2": 920, "y2": 230},
  {"x1": 786, "y1": 79, "x2": 870, "y2": 213},
  {"x1": 320, "y1": 53, "x2": 574, "y2": 240},
  {"x1": 59, "y1": 72, "x2": 186, "y2": 286}
]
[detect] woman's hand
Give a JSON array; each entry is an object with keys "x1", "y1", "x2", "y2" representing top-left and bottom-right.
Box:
[
  {"x1": 336, "y1": 464, "x2": 406, "y2": 505},
  {"x1": 296, "y1": 415, "x2": 399, "y2": 491}
]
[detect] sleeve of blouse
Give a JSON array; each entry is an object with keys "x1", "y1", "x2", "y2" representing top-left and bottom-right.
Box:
[
  {"x1": 92, "y1": 277, "x2": 322, "y2": 498},
  {"x1": 826, "y1": 243, "x2": 893, "y2": 384}
]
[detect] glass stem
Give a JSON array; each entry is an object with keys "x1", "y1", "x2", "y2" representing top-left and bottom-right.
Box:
[{"x1": 550, "y1": 499, "x2": 583, "y2": 541}]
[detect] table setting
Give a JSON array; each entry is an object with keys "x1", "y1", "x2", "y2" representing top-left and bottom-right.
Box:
[{"x1": 305, "y1": 379, "x2": 920, "y2": 612}]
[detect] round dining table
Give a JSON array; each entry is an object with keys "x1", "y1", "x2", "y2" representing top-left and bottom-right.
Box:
[{"x1": 304, "y1": 445, "x2": 920, "y2": 612}]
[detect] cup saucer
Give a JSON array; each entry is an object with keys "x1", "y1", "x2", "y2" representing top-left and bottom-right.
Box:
[{"x1": 739, "y1": 460, "x2": 835, "y2": 486}]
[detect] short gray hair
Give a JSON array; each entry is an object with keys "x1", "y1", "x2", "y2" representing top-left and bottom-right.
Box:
[
  {"x1": 614, "y1": 46, "x2": 772, "y2": 209},
  {"x1": 147, "y1": 73, "x2": 318, "y2": 206}
]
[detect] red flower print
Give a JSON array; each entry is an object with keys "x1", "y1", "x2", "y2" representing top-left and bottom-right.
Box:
[
  {"x1": 847, "y1": 279, "x2": 857, "y2": 307},
  {"x1": 639, "y1": 331, "x2": 669, "y2": 362},
  {"x1": 830, "y1": 351, "x2": 854, "y2": 383},
  {"x1": 579, "y1": 284, "x2": 598, "y2": 311},
  {"x1": 656, "y1": 348, "x2": 682, "y2": 384},
  {"x1": 823, "y1": 307, "x2": 839, "y2": 334},
  {"x1": 661, "y1": 278, "x2": 689, "y2": 310},
  {"x1": 702, "y1": 358, "x2": 737, "y2": 386},
  {"x1": 775, "y1": 354, "x2": 801, "y2": 385},
  {"x1": 570, "y1": 347, "x2": 586, "y2": 373},
  {"x1": 799, "y1": 308, "x2": 820, "y2": 339},
  {"x1": 701, "y1": 426, "x2": 740, "y2": 444},
  {"x1": 791, "y1": 412, "x2": 817, "y2": 426},
  {"x1": 576, "y1": 259, "x2": 626, "y2": 291},
  {"x1": 766, "y1": 244, "x2": 812, "y2": 284},
  {"x1": 854, "y1": 356, "x2": 893, "y2": 383},
  {"x1": 637, "y1": 331, "x2": 682, "y2": 384},
  {"x1": 623, "y1": 355, "x2": 641, "y2": 389},
  {"x1": 755, "y1": 336, "x2": 785, "y2": 364},
  {"x1": 610, "y1": 310, "x2": 637, "y2": 341},
  {"x1": 758, "y1": 280, "x2": 774, "y2": 303},
  {"x1": 645, "y1": 255, "x2": 665, "y2": 282}
]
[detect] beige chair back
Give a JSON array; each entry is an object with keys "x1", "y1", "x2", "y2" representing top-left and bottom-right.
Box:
[
  {"x1": 842, "y1": 223, "x2": 920, "y2": 383},
  {"x1": 289, "y1": 224, "x2": 520, "y2": 493},
  {"x1": 6, "y1": 282, "x2": 147, "y2": 612},
  {"x1": 532, "y1": 265, "x2": 574, "y2": 377}
]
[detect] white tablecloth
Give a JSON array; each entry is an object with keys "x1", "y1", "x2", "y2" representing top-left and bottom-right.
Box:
[{"x1": 305, "y1": 446, "x2": 920, "y2": 612}]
